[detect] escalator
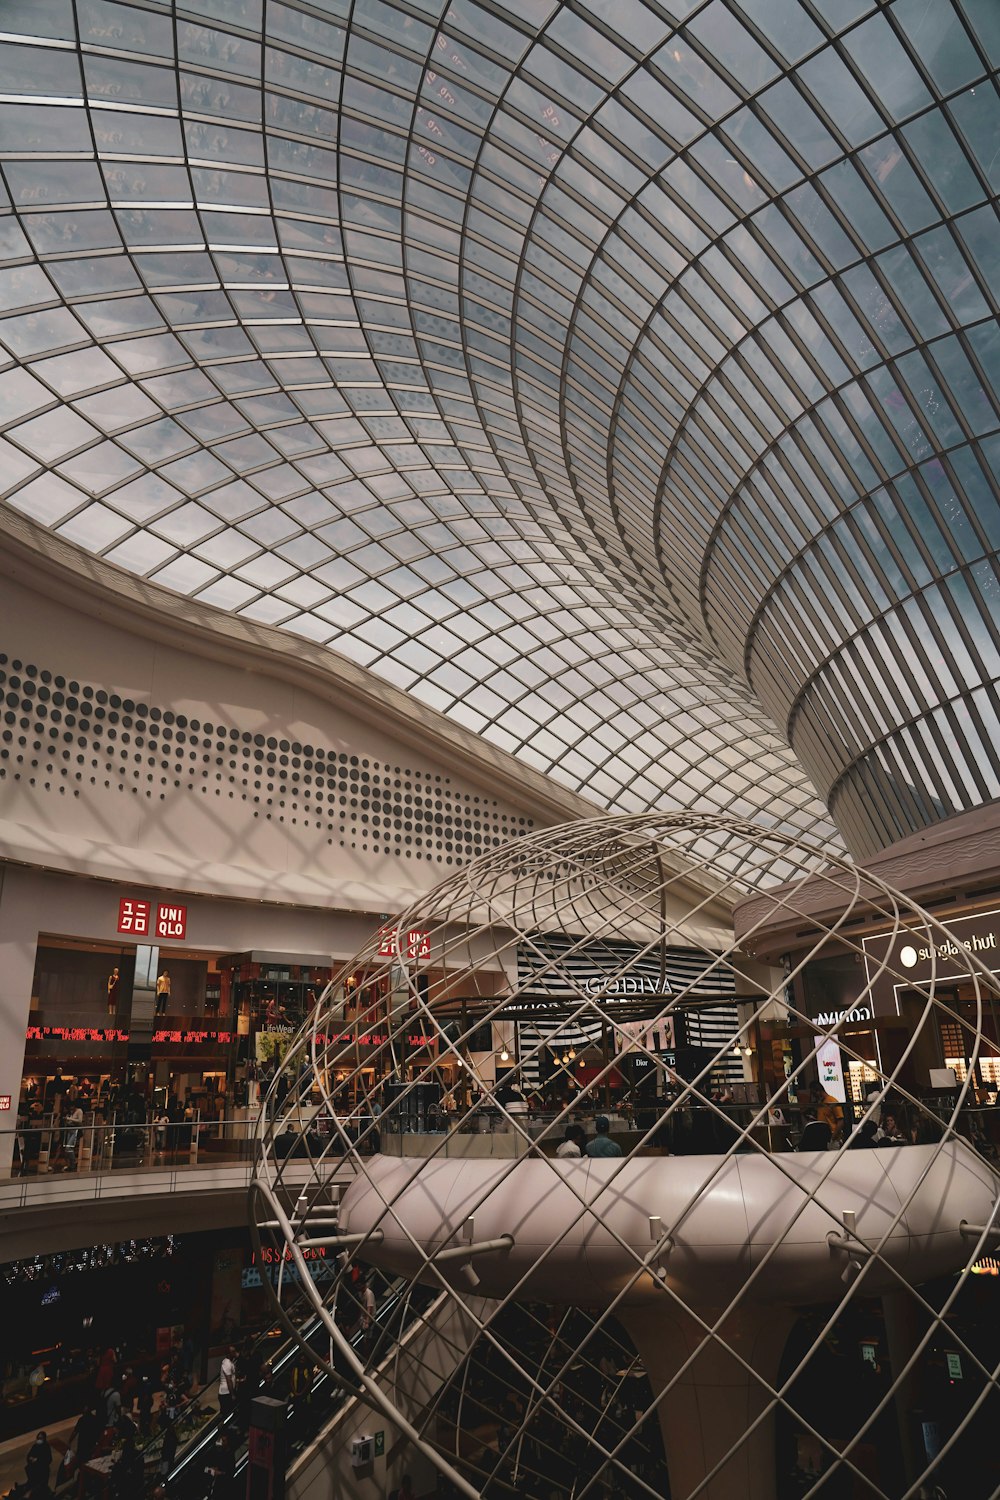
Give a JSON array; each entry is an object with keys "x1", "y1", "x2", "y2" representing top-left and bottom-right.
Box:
[
  {"x1": 163, "y1": 1276, "x2": 432, "y2": 1498},
  {"x1": 285, "y1": 1290, "x2": 489, "y2": 1500}
]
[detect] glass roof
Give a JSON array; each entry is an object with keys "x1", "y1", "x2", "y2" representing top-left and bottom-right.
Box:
[{"x1": 1, "y1": 0, "x2": 997, "y2": 857}]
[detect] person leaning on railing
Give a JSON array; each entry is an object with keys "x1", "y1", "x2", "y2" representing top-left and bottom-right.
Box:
[
  {"x1": 17, "y1": 1102, "x2": 43, "y2": 1176},
  {"x1": 63, "y1": 1104, "x2": 84, "y2": 1169}
]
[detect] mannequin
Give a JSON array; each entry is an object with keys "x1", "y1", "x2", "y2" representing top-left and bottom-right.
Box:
[{"x1": 155, "y1": 969, "x2": 171, "y2": 1017}]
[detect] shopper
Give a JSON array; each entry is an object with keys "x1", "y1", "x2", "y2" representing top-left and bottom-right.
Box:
[
  {"x1": 162, "y1": 1365, "x2": 184, "y2": 1425},
  {"x1": 876, "y1": 1109, "x2": 907, "y2": 1147},
  {"x1": 205, "y1": 1431, "x2": 235, "y2": 1499},
  {"x1": 153, "y1": 1107, "x2": 170, "y2": 1154},
  {"x1": 218, "y1": 1346, "x2": 237, "y2": 1422},
  {"x1": 359, "y1": 1275, "x2": 377, "y2": 1351},
  {"x1": 18, "y1": 1102, "x2": 43, "y2": 1177},
  {"x1": 257, "y1": 1360, "x2": 275, "y2": 1400},
  {"x1": 136, "y1": 1373, "x2": 154, "y2": 1437},
  {"x1": 110, "y1": 1435, "x2": 142, "y2": 1499},
  {"x1": 104, "y1": 1382, "x2": 122, "y2": 1429},
  {"x1": 585, "y1": 1116, "x2": 623, "y2": 1158},
  {"x1": 158, "y1": 1420, "x2": 178, "y2": 1480},
  {"x1": 63, "y1": 1101, "x2": 84, "y2": 1169},
  {"x1": 811, "y1": 1084, "x2": 845, "y2": 1143},
  {"x1": 556, "y1": 1124, "x2": 587, "y2": 1158},
  {"x1": 94, "y1": 1346, "x2": 116, "y2": 1393},
  {"x1": 290, "y1": 1357, "x2": 313, "y2": 1407},
  {"x1": 847, "y1": 1117, "x2": 879, "y2": 1149},
  {"x1": 68, "y1": 1405, "x2": 101, "y2": 1470},
  {"x1": 24, "y1": 1433, "x2": 51, "y2": 1494}
]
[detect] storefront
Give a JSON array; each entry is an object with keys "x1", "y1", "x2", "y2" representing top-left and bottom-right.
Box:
[
  {"x1": 23, "y1": 934, "x2": 236, "y2": 1115},
  {"x1": 2, "y1": 869, "x2": 520, "y2": 1156},
  {"x1": 739, "y1": 886, "x2": 1000, "y2": 1119},
  {"x1": 859, "y1": 904, "x2": 1000, "y2": 1098},
  {"x1": 511, "y1": 929, "x2": 753, "y2": 1103},
  {"x1": 0, "y1": 867, "x2": 371, "y2": 1168}
]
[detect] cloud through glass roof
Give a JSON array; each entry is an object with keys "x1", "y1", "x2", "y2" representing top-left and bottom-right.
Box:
[{"x1": 2, "y1": 0, "x2": 998, "y2": 858}]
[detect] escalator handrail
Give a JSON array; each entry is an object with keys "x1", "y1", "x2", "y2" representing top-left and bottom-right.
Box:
[
  {"x1": 165, "y1": 1278, "x2": 411, "y2": 1494},
  {"x1": 230, "y1": 1283, "x2": 446, "y2": 1485}
]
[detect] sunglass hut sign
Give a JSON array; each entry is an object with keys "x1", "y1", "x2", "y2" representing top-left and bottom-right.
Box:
[{"x1": 863, "y1": 908, "x2": 1000, "y2": 1015}]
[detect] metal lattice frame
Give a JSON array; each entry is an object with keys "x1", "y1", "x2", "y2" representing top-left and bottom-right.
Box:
[{"x1": 252, "y1": 813, "x2": 1000, "y2": 1500}]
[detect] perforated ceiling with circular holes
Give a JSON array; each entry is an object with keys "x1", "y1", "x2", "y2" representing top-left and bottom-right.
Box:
[
  {"x1": 0, "y1": 652, "x2": 528, "y2": 864},
  {"x1": 1, "y1": 1, "x2": 999, "y2": 860}
]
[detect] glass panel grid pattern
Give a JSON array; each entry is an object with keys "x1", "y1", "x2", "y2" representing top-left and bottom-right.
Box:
[{"x1": 1, "y1": 0, "x2": 998, "y2": 857}]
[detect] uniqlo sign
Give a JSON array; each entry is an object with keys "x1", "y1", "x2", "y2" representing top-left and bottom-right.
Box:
[
  {"x1": 156, "y1": 904, "x2": 188, "y2": 941},
  {"x1": 117, "y1": 898, "x2": 150, "y2": 936},
  {"x1": 0, "y1": 1096, "x2": 11, "y2": 1112},
  {"x1": 377, "y1": 927, "x2": 430, "y2": 960}
]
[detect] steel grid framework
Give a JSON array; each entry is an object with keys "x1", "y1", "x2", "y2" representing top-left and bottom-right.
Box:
[
  {"x1": 252, "y1": 813, "x2": 1000, "y2": 1500},
  {"x1": 1, "y1": 1, "x2": 998, "y2": 856}
]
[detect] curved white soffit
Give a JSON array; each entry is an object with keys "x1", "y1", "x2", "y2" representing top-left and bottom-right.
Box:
[
  {"x1": 0, "y1": 505, "x2": 601, "y2": 828},
  {"x1": 0, "y1": 507, "x2": 614, "y2": 911}
]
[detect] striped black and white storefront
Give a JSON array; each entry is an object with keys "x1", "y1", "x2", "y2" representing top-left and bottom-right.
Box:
[{"x1": 513, "y1": 931, "x2": 743, "y2": 1092}]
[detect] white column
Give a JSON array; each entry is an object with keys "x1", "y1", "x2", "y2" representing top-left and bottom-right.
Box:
[
  {"x1": 620, "y1": 1302, "x2": 795, "y2": 1500},
  {"x1": 0, "y1": 867, "x2": 36, "y2": 1173}
]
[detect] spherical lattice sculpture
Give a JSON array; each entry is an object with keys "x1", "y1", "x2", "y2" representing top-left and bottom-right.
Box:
[{"x1": 251, "y1": 814, "x2": 1000, "y2": 1500}]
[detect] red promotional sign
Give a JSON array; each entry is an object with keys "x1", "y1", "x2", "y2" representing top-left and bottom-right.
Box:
[
  {"x1": 248, "y1": 1428, "x2": 273, "y2": 1467},
  {"x1": 152, "y1": 1029, "x2": 232, "y2": 1045},
  {"x1": 156, "y1": 903, "x2": 187, "y2": 940},
  {"x1": 117, "y1": 898, "x2": 150, "y2": 936},
  {"x1": 26, "y1": 1026, "x2": 128, "y2": 1043},
  {"x1": 311, "y1": 1031, "x2": 434, "y2": 1047}
]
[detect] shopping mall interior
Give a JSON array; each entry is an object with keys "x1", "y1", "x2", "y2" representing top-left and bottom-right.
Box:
[{"x1": 1, "y1": 2, "x2": 1000, "y2": 1498}]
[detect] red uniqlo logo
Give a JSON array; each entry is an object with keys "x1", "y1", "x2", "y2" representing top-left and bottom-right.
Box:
[
  {"x1": 377, "y1": 926, "x2": 430, "y2": 960},
  {"x1": 118, "y1": 898, "x2": 150, "y2": 936},
  {"x1": 407, "y1": 929, "x2": 430, "y2": 959},
  {"x1": 0, "y1": 1095, "x2": 11, "y2": 1112},
  {"x1": 156, "y1": 904, "x2": 187, "y2": 940}
]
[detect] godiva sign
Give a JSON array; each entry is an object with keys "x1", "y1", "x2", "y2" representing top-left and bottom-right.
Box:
[{"x1": 862, "y1": 907, "x2": 1000, "y2": 1015}]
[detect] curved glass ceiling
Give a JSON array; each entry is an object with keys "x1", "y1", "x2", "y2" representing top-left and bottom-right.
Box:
[{"x1": 1, "y1": 0, "x2": 997, "y2": 856}]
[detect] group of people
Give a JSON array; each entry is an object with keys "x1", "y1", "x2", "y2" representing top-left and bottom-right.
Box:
[
  {"x1": 546, "y1": 1083, "x2": 936, "y2": 1159},
  {"x1": 16, "y1": 1078, "x2": 107, "y2": 1175},
  {"x1": 555, "y1": 1117, "x2": 623, "y2": 1158},
  {"x1": 443, "y1": 1301, "x2": 661, "y2": 1500},
  {"x1": 797, "y1": 1083, "x2": 942, "y2": 1151},
  {"x1": 846, "y1": 1100, "x2": 920, "y2": 1150},
  {"x1": 15, "y1": 1083, "x2": 231, "y2": 1175},
  {"x1": 5, "y1": 1341, "x2": 198, "y2": 1500}
]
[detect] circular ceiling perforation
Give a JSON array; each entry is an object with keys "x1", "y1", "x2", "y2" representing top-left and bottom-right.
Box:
[{"x1": 1, "y1": 1, "x2": 998, "y2": 859}]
